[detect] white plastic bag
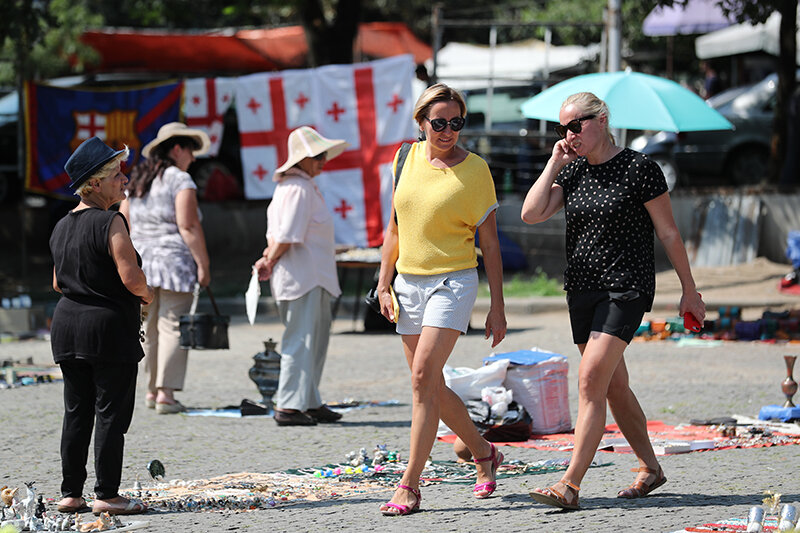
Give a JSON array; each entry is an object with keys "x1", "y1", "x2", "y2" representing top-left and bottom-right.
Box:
[
  {"x1": 481, "y1": 386, "x2": 513, "y2": 418},
  {"x1": 443, "y1": 359, "x2": 510, "y2": 401},
  {"x1": 502, "y1": 350, "x2": 571, "y2": 435},
  {"x1": 245, "y1": 267, "x2": 260, "y2": 326}
]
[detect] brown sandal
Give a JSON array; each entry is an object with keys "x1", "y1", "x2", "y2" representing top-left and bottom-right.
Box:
[
  {"x1": 617, "y1": 466, "x2": 667, "y2": 499},
  {"x1": 530, "y1": 478, "x2": 580, "y2": 510}
]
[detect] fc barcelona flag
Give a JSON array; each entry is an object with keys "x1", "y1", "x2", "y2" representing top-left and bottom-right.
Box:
[{"x1": 25, "y1": 80, "x2": 183, "y2": 197}]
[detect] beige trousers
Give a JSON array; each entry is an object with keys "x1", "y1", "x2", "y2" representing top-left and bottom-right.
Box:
[
  {"x1": 142, "y1": 288, "x2": 193, "y2": 392},
  {"x1": 275, "y1": 286, "x2": 332, "y2": 411}
]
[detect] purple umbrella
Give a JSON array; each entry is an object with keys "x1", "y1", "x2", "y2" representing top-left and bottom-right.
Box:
[{"x1": 643, "y1": 0, "x2": 735, "y2": 36}]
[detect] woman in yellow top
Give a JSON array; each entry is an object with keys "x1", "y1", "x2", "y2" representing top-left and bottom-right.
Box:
[{"x1": 376, "y1": 83, "x2": 507, "y2": 516}]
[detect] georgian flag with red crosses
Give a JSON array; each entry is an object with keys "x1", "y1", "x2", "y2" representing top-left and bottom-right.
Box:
[
  {"x1": 183, "y1": 77, "x2": 235, "y2": 157},
  {"x1": 235, "y1": 55, "x2": 417, "y2": 247}
]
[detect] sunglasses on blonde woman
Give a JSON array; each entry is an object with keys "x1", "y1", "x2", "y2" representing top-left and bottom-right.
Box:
[
  {"x1": 555, "y1": 114, "x2": 596, "y2": 138},
  {"x1": 425, "y1": 116, "x2": 465, "y2": 132}
]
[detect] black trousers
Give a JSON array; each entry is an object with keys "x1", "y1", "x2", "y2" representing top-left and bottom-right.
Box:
[{"x1": 59, "y1": 358, "x2": 137, "y2": 500}]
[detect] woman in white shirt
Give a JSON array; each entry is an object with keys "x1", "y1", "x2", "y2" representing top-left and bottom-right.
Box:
[{"x1": 254, "y1": 126, "x2": 349, "y2": 427}]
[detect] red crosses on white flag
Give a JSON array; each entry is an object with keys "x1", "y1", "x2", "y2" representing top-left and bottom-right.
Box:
[
  {"x1": 236, "y1": 69, "x2": 314, "y2": 199},
  {"x1": 183, "y1": 78, "x2": 235, "y2": 157},
  {"x1": 236, "y1": 55, "x2": 416, "y2": 248}
]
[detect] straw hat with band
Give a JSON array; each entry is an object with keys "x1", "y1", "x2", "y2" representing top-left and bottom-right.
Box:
[
  {"x1": 274, "y1": 126, "x2": 349, "y2": 176},
  {"x1": 142, "y1": 122, "x2": 211, "y2": 159}
]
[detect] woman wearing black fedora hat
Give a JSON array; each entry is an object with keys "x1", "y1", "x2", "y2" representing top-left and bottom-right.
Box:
[{"x1": 50, "y1": 136, "x2": 153, "y2": 516}]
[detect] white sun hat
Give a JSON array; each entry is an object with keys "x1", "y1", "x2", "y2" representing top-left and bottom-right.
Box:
[
  {"x1": 142, "y1": 122, "x2": 211, "y2": 159},
  {"x1": 274, "y1": 126, "x2": 350, "y2": 174}
]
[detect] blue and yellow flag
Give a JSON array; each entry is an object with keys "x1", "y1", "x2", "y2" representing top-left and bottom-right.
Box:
[{"x1": 25, "y1": 80, "x2": 183, "y2": 197}]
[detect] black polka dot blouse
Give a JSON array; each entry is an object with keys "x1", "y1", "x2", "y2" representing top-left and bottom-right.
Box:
[{"x1": 555, "y1": 148, "x2": 668, "y2": 297}]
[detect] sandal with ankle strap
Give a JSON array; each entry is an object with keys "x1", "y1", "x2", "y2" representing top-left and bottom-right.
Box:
[
  {"x1": 380, "y1": 484, "x2": 421, "y2": 516},
  {"x1": 473, "y1": 442, "x2": 504, "y2": 499},
  {"x1": 617, "y1": 466, "x2": 667, "y2": 499},
  {"x1": 530, "y1": 479, "x2": 580, "y2": 510}
]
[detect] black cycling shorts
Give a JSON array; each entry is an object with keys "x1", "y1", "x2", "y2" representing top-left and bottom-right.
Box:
[{"x1": 567, "y1": 290, "x2": 652, "y2": 345}]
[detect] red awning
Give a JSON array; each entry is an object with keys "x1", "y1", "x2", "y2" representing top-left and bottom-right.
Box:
[
  {"x1": 80, "y1": 30, "x2": 280, "y2": 73},
  {"x1": 81, "y1": 23, "x2": 432, "y2": 74},
  {"x1": 356, "y1": 22, "x2": 433, "y2": 65}
]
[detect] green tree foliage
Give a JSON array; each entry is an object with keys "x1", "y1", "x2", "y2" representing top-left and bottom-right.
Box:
[{"x1": 1, "y1": 0, "x2": 101, "y2": 87}]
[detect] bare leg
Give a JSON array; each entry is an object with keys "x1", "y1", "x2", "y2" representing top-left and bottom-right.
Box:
[
  {"x1": 534, "y1": 332, "x2": 628, "y2": 504},
  {"x1": 606, "y1": 357, "x2": 662, "y2": 489},
  {"x1": 453, "y1": 437, "x2": 472, "y2": 462},
  {"x1": 437, "y1": 378, "x2": 496, "y2": 491},
  {"x1": 406, "y1": 337, "x2": 496, "y2": 484},
  {"x1": 380, "y1": 327, "x2": 464, "y2": 513},
  {"x1": 155, "y1": 387, "x2": 176, "y2": 404}
]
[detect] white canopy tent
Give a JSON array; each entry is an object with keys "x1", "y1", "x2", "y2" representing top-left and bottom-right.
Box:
[
  {"x1": 428, "y1": 39, "x2": 599, "y2": 90},
  {"x1": 695, "y1": 7, "x2": 800, "y2": 63}
]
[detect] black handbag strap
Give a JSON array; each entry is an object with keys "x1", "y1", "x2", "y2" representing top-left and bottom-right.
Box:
[
  {"x1": 393, "y1": 142, "x2": 412, "y2": 225},
  {"x1": 189, "y1": 283, "x2": 222, "y2": 316},
  {"x1": 205, "y1": 286, "x2": 222, "y2": 316}
]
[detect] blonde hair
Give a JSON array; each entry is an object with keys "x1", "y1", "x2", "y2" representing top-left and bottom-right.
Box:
[
  {"x1": 413, "y1": 83, "x2": 466, "y2": 125},
  {"x1": 75, "y1": 146, "x2": 130, "y2": 198},
  {"x1": 561, "y1": 92, "x2": 616, "y2": 145}
]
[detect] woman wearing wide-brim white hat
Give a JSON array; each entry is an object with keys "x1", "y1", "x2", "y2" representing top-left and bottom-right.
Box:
[
  {"x1": 120, "y1": 122, "x2": 212, "y2": 415},
  {"x1": 254, "y1": 126, "x2": 349, "y2": 426},
  {"x1": 141, "y1": 122, "x2": 211, "y2": 160}
]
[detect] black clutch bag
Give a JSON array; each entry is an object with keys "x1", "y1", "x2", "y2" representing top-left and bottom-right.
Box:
[{"x1": 364, "y1": 286, "x2": 381, "y2": 314}]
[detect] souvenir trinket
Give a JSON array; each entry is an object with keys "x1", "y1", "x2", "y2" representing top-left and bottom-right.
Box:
[{"x1": 147, "y1": 459, "x2": 166, "y2": 480}]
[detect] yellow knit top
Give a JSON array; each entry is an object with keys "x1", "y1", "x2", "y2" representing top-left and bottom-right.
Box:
[{"x1": 393, "y1": 141, "x2": 498, "y2": 275}]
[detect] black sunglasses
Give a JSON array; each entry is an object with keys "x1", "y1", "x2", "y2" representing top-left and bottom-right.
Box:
[
  {"x1": 555, "y1": 114, "x2": 596, "y2": 138},
  {"x1": 312, "y1": 151, "x2": 327, "y2": 161},
  {"x1": 425, "y1": 116, "x2": 465, "y2": 132}
]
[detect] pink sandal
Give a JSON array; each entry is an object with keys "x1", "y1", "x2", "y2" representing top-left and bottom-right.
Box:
[
  {"x1": 380, "y1": 484, "x2": 421, "y2": 516},
  {"x1": 473, "y1": 443, "x2": 504, "y2": 499}
]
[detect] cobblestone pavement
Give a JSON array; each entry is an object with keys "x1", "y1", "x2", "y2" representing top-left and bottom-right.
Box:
[{"x1": 2, "y1": 264, "x2": 799, "y2": 532}]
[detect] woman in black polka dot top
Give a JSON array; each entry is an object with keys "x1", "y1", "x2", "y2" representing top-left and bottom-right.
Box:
[{"x1": 521, "y1": 92, "x2": 705, "y2": 510}]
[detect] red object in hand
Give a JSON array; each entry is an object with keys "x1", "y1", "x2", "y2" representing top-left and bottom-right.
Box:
[{"x1": 684, "y1": 293, "x2": 703, "y2": 332}]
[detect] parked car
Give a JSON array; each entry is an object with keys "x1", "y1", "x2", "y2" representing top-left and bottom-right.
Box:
[
  {"x1": 629, "y1": 71, "x2": 798, "y2": 189},
  {"x1": 458, "y1": 84, "x2": 551, "y2": 194}
]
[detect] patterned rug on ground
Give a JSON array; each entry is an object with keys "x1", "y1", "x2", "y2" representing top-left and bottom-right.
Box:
[
  {"x1": 438, "y1": 420, "x2": 800, "y2": 455},
  {"x1": 120, "y1": 459, "x2": 611, "y2": 513}
]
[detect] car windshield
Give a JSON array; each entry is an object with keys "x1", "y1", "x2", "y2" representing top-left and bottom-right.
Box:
[
  {"x1": 729, "y1": 74, "x2": 776, "y2": 115},
  {"x1": 707, "y1": 85, "x2": 753, "y2": 109},
  {"x1": 463, "y1": 85, "x2": 543, "y2": 129},
  {"x1": 723, "y1": 69, "x2": 800, "y2": 116}
]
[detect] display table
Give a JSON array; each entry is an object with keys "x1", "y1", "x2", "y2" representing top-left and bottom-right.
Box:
[{"x1": 334, "y1": 248, "x2": 381, "y2": 326}]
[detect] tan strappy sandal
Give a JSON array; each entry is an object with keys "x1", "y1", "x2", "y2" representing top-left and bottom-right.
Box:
[
  {"x1": 530, "y1": 478, "x2": 580, "y2": 510},
  {"x1": 617, "y1": 466, "x2": 667, "y2": 499}
]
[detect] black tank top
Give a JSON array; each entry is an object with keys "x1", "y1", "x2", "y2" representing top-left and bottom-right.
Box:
[{"x1": 49, "y1": 208, "x2": 144, "y2": 363}]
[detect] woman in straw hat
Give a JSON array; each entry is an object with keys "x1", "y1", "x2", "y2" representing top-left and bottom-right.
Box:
[
  {"x1": 375, "y1": 83, "x2": 507, "y2": 516},
  {"x1": 120, "y1": 122, "x2": 211, "y2": 414},
  {"x1": 254, "y1": 126, "x2": 349, "y2": 426},
  {"x1": 50, "y1": 137, "x2": 152, "y2": 516}
]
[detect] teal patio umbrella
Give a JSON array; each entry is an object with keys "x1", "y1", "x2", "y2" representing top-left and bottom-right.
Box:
[{"x1": 521, "y1": 69, "x2": 733, "y2": 132}]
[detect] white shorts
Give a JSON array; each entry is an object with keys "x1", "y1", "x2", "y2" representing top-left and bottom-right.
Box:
[{"x1": 394, "y1": 268, "x2": 478, "y2": 335}]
